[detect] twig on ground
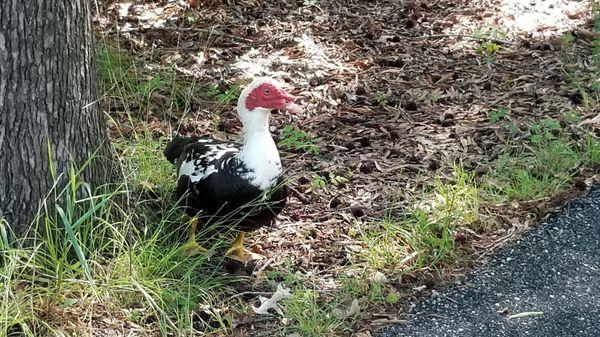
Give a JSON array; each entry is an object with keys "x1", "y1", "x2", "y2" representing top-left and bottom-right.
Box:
[
  {"x1": 223, "y1": 291, "x2": 273, "y2": 302},
  {"x1": 580, "y1": 114, "x2": 600, "y2": 126}
]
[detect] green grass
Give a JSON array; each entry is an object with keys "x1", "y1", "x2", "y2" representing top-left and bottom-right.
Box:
[
  {"x1": 345, "y1": 167, "x2": 477, "y2": 294},
  {"x1": 356, "y1": 219, "x2": 412, "y2": 272},
  {"x1": 353, "y1": 121, "x2": 600, "y2": 280},
  {"x1": 113, "y1": 132, "x2": 175, "y2": 197},
  {"x1": 559, "y1": 7, "x2": 599, "y2": 113},
  {"x1": 583, "y1": 133, "x2": 600, "y2": 166},
  {"x1": 429, "y1": 166, "x2": 480, "y2": 228},
  {"x1": 281, "y1": 289, "x2": 350, "y2": 337},
  {"x1": 0, "y1": 142, "x2": 236, "y2": 337},
  {"x1": 354, "y1": 166, "x2": 477, "y2": 275},
  {"x1": 486, "y1": 119, "x2": 600, "y2": 201}
]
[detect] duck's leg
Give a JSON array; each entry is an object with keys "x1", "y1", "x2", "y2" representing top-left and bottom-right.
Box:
[
  {"x1": 181, "y1": 218, "x2": 210, "y2": 256},
  {"x1": 225, "y1": 232, "x2": 263, "y2": 263}
]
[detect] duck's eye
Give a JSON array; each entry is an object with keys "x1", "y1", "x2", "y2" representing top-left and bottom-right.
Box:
[{"x1": 264, "y1": 88, "x2": 270, "y2": 95}]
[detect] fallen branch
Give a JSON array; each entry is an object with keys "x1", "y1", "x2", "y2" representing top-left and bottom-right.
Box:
[{"x1": 288, "y1": 185, "x2": 310, "y2": 204}]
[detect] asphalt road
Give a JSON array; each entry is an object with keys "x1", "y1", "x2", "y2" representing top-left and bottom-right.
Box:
[{"x1": 376, "y1": 186, "x2": 600, "y2": 337}]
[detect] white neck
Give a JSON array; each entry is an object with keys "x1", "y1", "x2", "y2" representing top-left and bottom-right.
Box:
[{"x1": 236, "y1": 100, "x2": 282, "y2": 190}]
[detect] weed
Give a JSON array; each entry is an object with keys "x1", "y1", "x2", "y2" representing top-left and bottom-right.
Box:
[
  {"x1": 592, "y1": 4, "x2": 600, "y2": 103},
  {"x1": 208, "y1": 83, "x2": 241, "y2": 105},
  {"x1": 96, "y1": 42, "x2": 135, "y2": 92},
  {"x1": 530, "y1": 118, "x2": 562, "y2": 144},
  {"x1": 505, "y1": 121, "x2": 521, "y2": 137},
  {"x1": 329, "y1": 173, "x2": 348, "y2": 186},
  {"x1": 473, "y1": 28, "x2": 506, "y2": 62},
  {"x1": 475, "y1": 28, "x2": 508, "y2": 41},
  {"x1": 559, "y1": 20, "x2": 598, "y2": 112},
  {"x1": 593, "y1": 4, "x2": 600, "y2": 71},
  {"x1": 488, "y1": 108, "x2": 508, "y2": 123},
  {"x1": 278, "y1": 125, "x2": 321, "y2": 154},
  {"x1": 426, "y1": 89, "x2": 442, "y2": 104},
  {"x1": 138, "y1": 74, "x2": 167, "y2": 101},
  {"x1": 310, "y1": 173, "x2": 348, "y2": 191},
  {"x1": 310, "y1": 175, "x2": 327, "y2": 191},
  {"x1": 475, "y1": 41, "x2": 500, "y2": 62},
  {"x1": 367, "y1": 281, "x2": 383, "y2": 302},
  {"x1": 563, "y1": 111, "x2": 581, "y2": 124},
  {"x1": 560, "y1": 32, "x2": 576, "y2": 49},
  {"x1": 374, "y1": 92, "x2": 389, "y2": 106},
  {"x1": 338, "y1": 273, "x2": 399, "y2": 306},
  {"x1": 385, "y1": 292, "x2": 400, "y2": 304},
  {"x1": 265, "y1": 264, "x2": 303, "y2": 288},
  {"x1": 303, "y1": 0, "x2": 319, "y2": 6}
]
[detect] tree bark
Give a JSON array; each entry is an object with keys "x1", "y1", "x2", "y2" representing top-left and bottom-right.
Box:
[{"x1": 0, "y1": 0, "x2": 117, "y2": 240}]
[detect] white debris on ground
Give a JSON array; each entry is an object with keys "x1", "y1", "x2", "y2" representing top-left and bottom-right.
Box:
[{"x1": 252, "y1": 284, "x2": 292, "y2": 316}]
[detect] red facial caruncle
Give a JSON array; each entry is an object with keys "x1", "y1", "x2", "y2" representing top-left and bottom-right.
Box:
[{"x1": 245, "y1": 83, "x2": 302, "y2": 114}]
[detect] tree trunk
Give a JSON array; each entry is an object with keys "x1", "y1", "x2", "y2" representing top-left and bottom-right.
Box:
[{"x1": 0, "y1": 1, "x2": 117, "y2": 240}]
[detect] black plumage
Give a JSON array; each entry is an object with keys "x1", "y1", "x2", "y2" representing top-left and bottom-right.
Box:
[{"x1": 164, "y1": 135, "x2": 287, "y2": 233}]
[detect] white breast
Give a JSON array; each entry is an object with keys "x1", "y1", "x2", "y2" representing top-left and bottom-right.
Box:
[{"x1": 238, "y1": 131, "x2": 282, "y2": 190}]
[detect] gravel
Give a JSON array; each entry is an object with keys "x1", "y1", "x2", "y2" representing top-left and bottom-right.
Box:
[{"x1": 376, "y1": 186, "x2": 600, "y2": 337}]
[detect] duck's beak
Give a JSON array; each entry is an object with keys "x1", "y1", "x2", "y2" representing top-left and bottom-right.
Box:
[{"x1": 281, "y1": 92, "x2": 302, "y2": 114}]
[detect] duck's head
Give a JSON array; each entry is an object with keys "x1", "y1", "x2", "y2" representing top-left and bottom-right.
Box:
[{"x1": 237, "y1": 77, "x2": 302, "y2": 131}]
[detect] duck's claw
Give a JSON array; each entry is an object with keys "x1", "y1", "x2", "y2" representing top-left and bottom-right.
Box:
[
  {"x1": 225, "y1": 232, "x2": 263, "y2": 264},
  {"x1": 180, "y1": 218, "x2": 211, "y2": 257},
  {"x1": 181, "y1": 240, "x2": 211, "y2": 257},
  {"x1": 225, "y1": 245, "x2": 263, "y2": 263}
]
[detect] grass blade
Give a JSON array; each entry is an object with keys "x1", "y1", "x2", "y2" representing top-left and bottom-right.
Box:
[{"x1": 55, "y1": 205, "x2": 95, "y2": 289}]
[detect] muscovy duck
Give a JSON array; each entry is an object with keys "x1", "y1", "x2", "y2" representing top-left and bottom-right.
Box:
[{"x1": 164, "y1": 77, "x2": 302, "y2": 263}]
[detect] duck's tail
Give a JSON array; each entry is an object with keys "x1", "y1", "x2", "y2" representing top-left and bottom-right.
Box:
[{"x1": 163, "y1": 132, "x2": 196, "y2": 165}]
